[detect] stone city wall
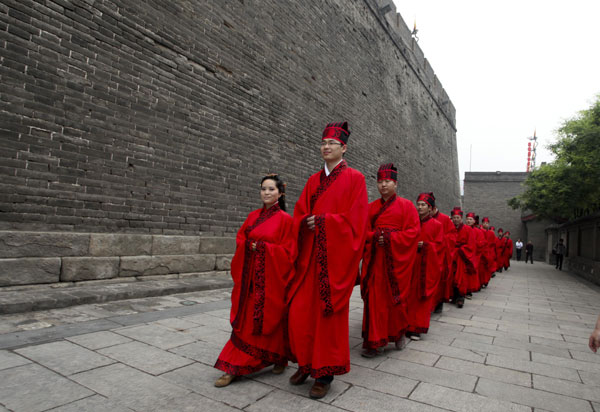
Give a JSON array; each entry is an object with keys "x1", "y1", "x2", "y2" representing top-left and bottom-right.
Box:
[
  {"x1": 0, "y1": 0, "x2": 459, "y2": 284},
  {"x1": 462, "y1": 172, "x2": 528, "y2": 256}
]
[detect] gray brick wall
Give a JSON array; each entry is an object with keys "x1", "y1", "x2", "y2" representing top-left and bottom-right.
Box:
[
  {"x1": 0, "y1": 0, "x2": 459, "y2": 235},
  {"x1": 463, "y1": 172, "x2": 527, "y2": 251}
]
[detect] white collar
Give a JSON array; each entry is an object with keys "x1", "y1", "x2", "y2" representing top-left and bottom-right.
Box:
[{"x1": 324, "y1": 159, "x2": 343, "y2": 176}]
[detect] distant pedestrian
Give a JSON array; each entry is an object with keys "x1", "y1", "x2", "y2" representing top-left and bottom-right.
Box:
[
  {"x1": 589, "y1": 315, "x2": 600, "y2": 353},
  {"x1": 515, "y1": 239, "x2": 523, "y2": 261},
  {"x1": 554, "y1": 238, "x2": 566, "y2": 270},
  {"x1": 525, "y1": 241, "x2": 534, "y2": 264}
]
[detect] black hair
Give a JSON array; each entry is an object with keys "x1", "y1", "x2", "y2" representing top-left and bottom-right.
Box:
[{"x1": 261, "y1": 174, "x2": 286, "y2": 211}]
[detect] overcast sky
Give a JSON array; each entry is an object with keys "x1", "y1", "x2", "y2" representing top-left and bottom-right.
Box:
[{"x1": 391, "y1": 0, "x2": 600, "y2": 183}]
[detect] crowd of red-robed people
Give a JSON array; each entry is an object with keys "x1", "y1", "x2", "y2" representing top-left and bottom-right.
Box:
[{"x1": 211, "y1": 121, "x2": 515, "y2": 399}]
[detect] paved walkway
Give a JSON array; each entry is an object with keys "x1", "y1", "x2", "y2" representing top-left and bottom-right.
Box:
[{"x1": 1, "y1": 261, "x2": 599, "y2": 412}]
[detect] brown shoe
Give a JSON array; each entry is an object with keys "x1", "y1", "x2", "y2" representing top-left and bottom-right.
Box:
[
  {"x1": 309, "y1": 381, "x2": 331, "y2": 399},
  {"x1": 272, "y1": 364, "x2": 286, "y2": 375},
  {"x1": 289, "y1": 369, "x2": 309, "y2": 385},
  {"x1": 214, "y1": 374, "x2": 236, "y2": 387}
]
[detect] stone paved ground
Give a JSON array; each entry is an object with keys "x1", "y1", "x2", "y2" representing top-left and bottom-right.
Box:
[{"x1": 1, "y1": 261, "x2": 599, "y2": 412}]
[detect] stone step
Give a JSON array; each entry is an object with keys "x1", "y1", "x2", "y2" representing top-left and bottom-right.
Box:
[{"x1": 0, "y1": 272, "x2": 232, "y2": 315}]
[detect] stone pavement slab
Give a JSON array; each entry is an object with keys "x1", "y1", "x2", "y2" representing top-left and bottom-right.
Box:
[
  {"x1": 98, "y1": 341, "x2": 194, "y2": 375},
  {"x1": 0, "y1": 364, "x2": 94, "y2": 412},
  {"x1": 71, "y1": 363, "x2": 190, "y2": 411},
  {"x1": 1, "y1": 260, "x2": 600, "y2": 411},
  {"x1": 410, "y1": 382, "x2": 532, "y2": 412},
  {"x1": 15, "y1": 341, "x2": 115, "y2": 375},
  {"x1": 0, "y1": 349, "x2": 30, "y2": 370}
]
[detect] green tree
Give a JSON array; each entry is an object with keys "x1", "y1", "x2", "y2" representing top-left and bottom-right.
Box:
[{"x1": 509, "y1": 95, "x2": 600, "y2": 221}]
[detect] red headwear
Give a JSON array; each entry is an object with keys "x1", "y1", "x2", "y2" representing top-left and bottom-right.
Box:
[
  {"x1": 482, "y1": 217, "x2": 490, "y2": 223},
  {"x1": 322, "y1": 121, "x2": 350, "y2": 145},
  {"x1": 377, "y1": 163, "x2": 397, "y2": 182},
  {"x1": 466, "y1": 212, "x2": 476, "y2": 219},
  {"x1": 417, "y1": 192, "x2": 435, "y2": 208},
  {"x1": 490, "y1": 226, "x2": 495, "y2": 231},
  {"x1": 450, "y1": 207, "x2": 463, "y2": 217},
  {"x1": 497, "y1": 228, "x2": 504, "y2": 233}
]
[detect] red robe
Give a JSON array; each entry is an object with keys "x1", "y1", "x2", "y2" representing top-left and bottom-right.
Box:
[
  {"x1": 504, "y1": 238, "x2": 513, "y2": 269},
  {"x1": 360, "y1": 195, "x2": 419, "y2": 349},
  {"x1": 481, "y1": 229, "x2": 497, "y2": 285},
  {"x1": 468, "y1": 226, "x2": 485, "y2": 293},
  {"x1": 450, "y1": 223, "x2": 476, "y2": 296},
  {"x1": 407, "y1": 215, "x2": 442, "y2": 334},
  {"x1": 432, "y1": 211, "x2": 454, "y2": 303},
  {"x1": 287, "y1": 160, "x2": 368, "y2": 378},
  {"x1": 215, "y1": 204, "x2": 295, "y2": 376},
  {"x1": 495, "y1": 235, "x2": 505, "y2": 272}
]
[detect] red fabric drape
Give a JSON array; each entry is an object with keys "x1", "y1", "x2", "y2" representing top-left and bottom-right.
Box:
[
  {"x1": 451, "y1": 223, "x2": 476, "y2": 296},
  {"x1": 433, "y1": 211, "x2": 456, "y2": 302},
  {"x1": 287, "y1": 161, "x2": 368, "y2": 378},
  {"x1": 407, "y1": 216, "x2": 442, "y2": 334}
]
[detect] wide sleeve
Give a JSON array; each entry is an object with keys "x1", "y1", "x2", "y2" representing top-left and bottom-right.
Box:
[
  {"x1": 228, "y1": 213, "x2": 253, "y2": 326},
  {"x1": 422, "y1": 222, "x2": 443, "y2": 298},
  {"x1": 259, "y1": 213, "x2": 296, "y2": 335},
  {"x1": 387, "y1": 203, "x2": 420, "y2": 303}
]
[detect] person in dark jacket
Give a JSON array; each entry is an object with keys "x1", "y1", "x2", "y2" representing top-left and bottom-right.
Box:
[{"x1": 525, "y1": 241, "x2": 534, "y2": 264}]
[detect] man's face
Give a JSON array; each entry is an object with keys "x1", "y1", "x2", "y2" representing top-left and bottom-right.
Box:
[
  {"x1": 466, "y1": 216, "x2": 475, "y2": 226},
  {"x1": 482, "y1": 222, "x2": 490, "y2": 229},
  {"x1": 416, "y1": 201, "x2": 431, "y2": 218},
  {"x1": 451, "y1": 214, "x2": 462, "y2": 227},
  {"x1": 377, "y1": 179, "x2": 397, "y2": 198},
  {"x1": 320, "y1": 139, "x2": 346, "y2": 163}
]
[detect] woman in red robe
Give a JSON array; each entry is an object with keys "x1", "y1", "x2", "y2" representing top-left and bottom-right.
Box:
[
  {"x1": 449, "y1": 207, "x2": 476, "y2": 308},
  {"x1": 214, "y1": 174, "x2": 295, "y2": 387},
  {"x1": 360, "y1": 164, "x2": 419, "y2": 356},
  {"x1": 406, "y1": 193, "x2": 442, "y2": 340}
]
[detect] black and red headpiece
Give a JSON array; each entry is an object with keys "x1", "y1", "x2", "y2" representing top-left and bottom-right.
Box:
[
  {"x1": 377, "y1": 163, "x2": 397, "y2": 182},
  {"x1": 490, "y1": 226, "x2": 495, "y2": 231},
  {"x1": 497, "y1": 228, "x2": 504, "y2": 234},
  {"x1": 451, "y1": 207, "x2": 463, "y2": 217},
  {"x1": 466, "y1": 212, "x2": 476, "y2": 219},
  {"x1": 322, "y1": 121, "x2": 350, "y2": 145},
  {"x1": 482, "y1": 217, "x2": 490, "y2": 223},
  {"x1": 417, "y1": 192, "x2": 435, "y2": 208}
]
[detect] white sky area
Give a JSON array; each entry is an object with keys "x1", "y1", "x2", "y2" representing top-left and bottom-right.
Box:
[{"x1": 391, "y1": 0, "x2": 600, "y2": 184}]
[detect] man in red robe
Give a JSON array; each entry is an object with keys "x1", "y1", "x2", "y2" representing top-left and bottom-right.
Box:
[
  {"x1": 465, "y1": 212, "x2": 484, "y2": 296},
  {"x1": 480, "y1": 218, "x2": 497, "y2": 287},
  {"x1": 406, "y1": 192, "x2": 442, "y2": 340},
  {"x1": 449, "y1": 207, "x2": 476, "y2": 308},
  {"x1": 287, "y1": 121, "x2": 368, "y2": 399},
  {"x1": 360, "y1": 164, "x2": 419, "y2": 355},
  {"x1": 431, "y1": 200, "x2": 455, "y2": 313}
]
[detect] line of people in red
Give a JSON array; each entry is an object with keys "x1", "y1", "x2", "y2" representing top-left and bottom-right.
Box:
[{"x1": 212, "y1": 121, "x2": 514, "y2": 399}]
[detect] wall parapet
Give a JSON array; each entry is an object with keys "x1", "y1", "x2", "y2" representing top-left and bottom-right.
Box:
[{"x1": 371, "y1": 0, "x2": 456, "y2": 129}]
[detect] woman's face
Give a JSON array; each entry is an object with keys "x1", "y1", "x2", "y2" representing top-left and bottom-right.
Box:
[
  {"x1": 261, "y1": 179, "x2": 280, "y2": 208},
  {"x1": 466, "y1": 216, "x2": 476, "y2": 226}
]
